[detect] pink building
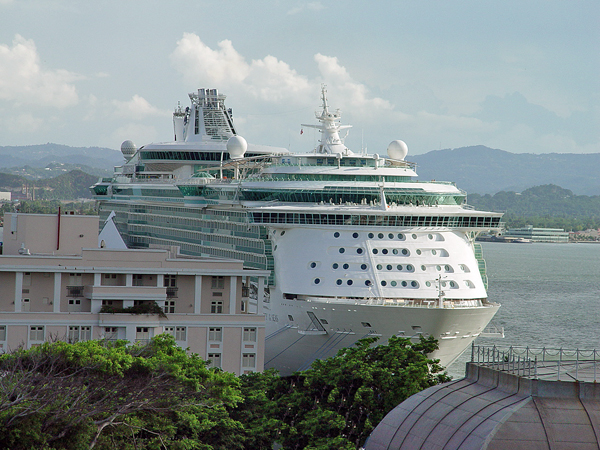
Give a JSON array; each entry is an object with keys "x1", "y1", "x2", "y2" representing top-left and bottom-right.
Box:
[{"x1": 0, "y1": 212, "x2": 269, "y2": 375}]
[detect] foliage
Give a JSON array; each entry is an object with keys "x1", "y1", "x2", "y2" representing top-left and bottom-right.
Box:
[
  {"x1": 99, "y1": 301, "x2": 168, "y2": 318},
  {"x1": 231, "y1": 335, "x2": 450, "y2": 450},
  {"x1": 0, "y1": 335, "x2": 449, "y2": 450},
  {"x1": 0, "y1": 335, "x2": 241, "y2": 450},
  {"x1": 469, "y1": 184, "x2": 600, "y2": 231}
]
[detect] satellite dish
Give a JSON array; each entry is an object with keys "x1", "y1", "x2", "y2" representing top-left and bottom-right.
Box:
[{"x1": 387, "y1": 140, "x2": 408, "y2": 160}]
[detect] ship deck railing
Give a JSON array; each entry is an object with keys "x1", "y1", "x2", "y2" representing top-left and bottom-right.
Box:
[
  {"x1": 470, "y1": 344, "x2": 600, "y2": 382},
  {"x1": 305, "y1": 297, "x2": 487, "y2": 308}
]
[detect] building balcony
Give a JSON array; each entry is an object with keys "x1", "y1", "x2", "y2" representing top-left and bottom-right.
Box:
[
  {"x1": 67, "y1": 285, "x2": 85, "y2": 297},
  {"x1": 84, "y1": 285, "x2": 168, "y2": 301}
]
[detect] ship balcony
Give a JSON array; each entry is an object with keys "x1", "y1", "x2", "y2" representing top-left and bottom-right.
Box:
[{"x1": 84, "y1": 285, "x2": 168, "y2": 301}]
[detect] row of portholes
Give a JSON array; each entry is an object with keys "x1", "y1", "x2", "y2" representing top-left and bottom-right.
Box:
[
  {"x1": 381, "y1": 280, "x2": 419, "y2": 288},
  {"x1": 372, "y1": 248, "x2": 410, "y2": 255},
  {"x1": 421, "y1": 264, "x2": 453, "y2": 272},
  {"x1": 333, "y1": 232, "x2": 440, "y2": 241},
  {"x1": 337, "y1": 247, "x2": 365, "y2": 254},
  {"x1": 424, "y1": 280, "x2": 475, "y2": 288}
]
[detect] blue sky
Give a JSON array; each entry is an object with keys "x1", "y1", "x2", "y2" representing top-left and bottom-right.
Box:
[{"x1": 0, "y1": 0, "x2": 598, "y2": 156}]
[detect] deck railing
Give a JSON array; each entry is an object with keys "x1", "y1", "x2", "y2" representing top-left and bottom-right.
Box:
[{"x1": 470, "y1": 344, "x2": 599, "y2": 382}]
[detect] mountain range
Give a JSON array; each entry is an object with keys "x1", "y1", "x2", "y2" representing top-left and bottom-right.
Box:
[{"x1": 410, "y1": 146, "x2": 600, "y2": 195}]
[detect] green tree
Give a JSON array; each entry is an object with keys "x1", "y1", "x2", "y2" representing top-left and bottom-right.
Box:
[
  {"x1": 0, "y1": 335, "x2": 242, "y2": 450},
  {"x1": 237, "y1": 336, "x2": 450, "y2": 450}
]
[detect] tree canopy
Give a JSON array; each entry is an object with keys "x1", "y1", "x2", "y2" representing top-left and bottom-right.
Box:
[{"x1": 0, "y1": 335, "x2": 449, "y2": 449}]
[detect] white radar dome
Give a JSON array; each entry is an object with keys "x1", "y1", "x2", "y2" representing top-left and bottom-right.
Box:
[
  {"x1": 121, "y1": 140, "x2": 137, "y2": 159},
  {"x1": 387, "y1": 140, "x2": 408, "y2": 160},
  {"x1": 227, "y1": 135, "x2": 248, "y2": 159}
]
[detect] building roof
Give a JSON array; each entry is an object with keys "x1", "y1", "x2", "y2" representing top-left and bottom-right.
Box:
[{"x1": 365, "y1": 346, "x2": 600, "y2": 450}]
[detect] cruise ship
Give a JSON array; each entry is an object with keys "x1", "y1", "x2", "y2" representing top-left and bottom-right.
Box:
[{"x1": 92, "y1": 87, "x2": 503, "y2": 374}]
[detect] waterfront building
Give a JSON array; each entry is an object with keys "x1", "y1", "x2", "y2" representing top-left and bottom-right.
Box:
[
  {"x1": 504, "y1": 226, "x2": 569, "y2": 243},
  {"x1": 366, "y1": 344, "x2": 600, "y2": 450},
  {"x1": 0, "y1": 212, "x2": 269, "y2": 376}
]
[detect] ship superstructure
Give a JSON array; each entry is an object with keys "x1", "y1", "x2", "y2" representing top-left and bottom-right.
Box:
[{"x1": 92, "y1": 86, "x2": 503, "y2": 374}]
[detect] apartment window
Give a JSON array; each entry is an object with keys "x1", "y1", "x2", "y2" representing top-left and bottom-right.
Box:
[
  {"x1": 69, "y1": 273, "x2": 82, "y2": 285},
  {"x1": 164, "y1": 275, "x2": 177, "y2": 287},
  {"x1": 29, "y1": 326, "x2": 44, "y2": 342},
  {"x1": 243, "y1": 327, "x2": 257, "y2": 342},
  {"x1": 207, "y1": 353, "x2": 222, "y2": 369},
  {"x1": 208, "y1": 327, "x2": 222, "y2": 342},
  {"x1": 80, "y1": 326, "x2": 91, "y2": 341},
  {"x1": 242, "y1": 353, "x2": 256, "y2": 368},
  {"x1": 211, "y1": 276, "x2": 225, "y2": 289},
  {"x1": 175, "y1": 326, "x2": 186, "y2": 341},
  {"x1": 133, "y1": 274, "x2": 144, "y2": 286},
  {"x1": 104, "y1": 274, "x2": 117, "y2": 279},
  {"x1": 164, "y1": 300, "x2": 175, "y2": 314},
  {"x1": 21, "y1": 298, "x2": 30, "y2": 312},
  {"x1": 104, "y1": 327, "x2": 118, "y2": 340},
  {"x1": 0, "y1": 326, "x2": 6, "y2": 341},
  {"x1": 136, "y1": 327, "x2": 150, "y2": 342},
  {"x1": 102, "y1": 300, "x2": 114, "y2": 306},
  {"x1": 23, "y1": 272, "x2": 31, "y2": 286},
  {"x1": 211, "y1": 301, "x2": 223, "y2": 314},
  {"x1": 164, "y1": 326, "x2": 174, "y2": 336}
]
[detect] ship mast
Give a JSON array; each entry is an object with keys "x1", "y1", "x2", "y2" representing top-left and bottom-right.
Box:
[{"x1": 301, "y1": 85, "x2": 353, "y2": 155}]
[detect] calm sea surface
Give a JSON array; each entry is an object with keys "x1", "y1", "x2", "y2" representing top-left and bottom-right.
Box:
[{"x1": 447, "y1": 242, "x2": 600, "y2": 378}]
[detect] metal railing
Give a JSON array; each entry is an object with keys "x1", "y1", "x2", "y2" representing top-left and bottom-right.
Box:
[{"x1": 470, "y1": 344, "x2": 599, "y2": 382}]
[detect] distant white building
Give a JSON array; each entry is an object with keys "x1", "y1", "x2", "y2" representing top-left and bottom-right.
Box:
[
  {"x1": 0, "y1": 212, "x2": 269, "y2": 375},
  {"x1": 0, "y1": 192, "x2": 10, "y2": 202}
]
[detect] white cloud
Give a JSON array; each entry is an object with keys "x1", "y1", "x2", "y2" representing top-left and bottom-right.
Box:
[
  {"x1": 287, "y1": 2, "x2": 325, "y2": 15},
  {"x1": 112, "y1": 123, "x2": 160, "y2": 148},
  {"x1": 112, "y1": 94, "x2": 169, "y2": 120},
  {"x1": 0, "y1": 35, "x2": 80, "y2": 108}
]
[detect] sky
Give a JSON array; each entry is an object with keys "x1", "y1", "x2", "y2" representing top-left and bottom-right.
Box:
[{"x1": 0, "y1": 0, "x2": 598, "y2": 156}]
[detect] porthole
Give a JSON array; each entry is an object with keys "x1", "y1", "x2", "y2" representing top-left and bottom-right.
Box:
[
  {"x1": 397, "y1": 265, "x2": 403, "y2": 270},
  {"x1": 412, "y1": 233, "x2": 417, "y2": 239},
  {"x1": 310, "y1": 262, "x2": 317, "y2": 269},
  {"x1": 333, "y1": 263, "x2": 339, "y2": 269},
  {"x1": 402, "y1": 249, "x2": 409, "y2": 256},
  {"x1": 347, "y1": 279, "x2": 353, "y2": 286},
  {"x1": 416, "y1": 249, "x2": 422, "y2": 255},
  {"x1": 368, "y1": 232, "x2": 374, "y2": 238},
  {"x1": 365, "y1": 280, "x2": 372, "y2": 286},
  {"x1": 450, "y1": 281, "x2": 456, "y2": 288},
  {"x1": 426, "y1": 281, "x2": 431, "y2": 287},
  {"x1": 382, "y1": 249, "x2": 388, "y2": 255},
  {"x1": 401, "y1": 281, "x2": 408, "y2": 287},
  {"x1": 372, "y1": 249, "x2": 379, "y2": 254},
  {"x1": 432, "y1": 249, "x2": 437, "y2": 255},
  {"x1": 361, "y1": 322, "x2": 372, "y2": 328},
  {"x1": 428, "y1": 234, "x2": 433, "y2": 240},
  {"x1": 398, "y1": 233, "x2": 405, "y2": 239},
  {"x1": 361, "y1": 263, "x2": 368, "y2": 270},
  {"x1": 321, "y1": 319, "x2": 329, "y2": 324},
  {"x1": 388, "y1": 233, "x2": 394, "y2": 239},
  {"x1": 421, "y1": 265, "x2": 426, "y2": 271},
  {"x1": 445, "y1": 265, "x2": 451, "y2": 271},
  {"x1": 381, "y1": 280, "x2": 387, "y2": 286},
  {"x1": 281, "y1": 230, "x2": 286, "y2": 236},
  {"x1": 274, "y1": 245, "x2": 278, "y2": 251},
  {"x1": 336, "y1": 279, "x2": 343, "y2": 285},
  {"x1": 377, "y1": 264, "x2": 383, "y2": 270},
  {"x1": 352, "y1": 232, "x2": 359, "y2": 238},
  {"x1": 288, "y1": 315, "x2": 294, "y2": 321},
  {"x1": 343, "y1": 263, "x2": 349, "y2": 270},
  {"x1": 436, "y1": 265, "x2": 441, "y2": 271},
  {"x1": 386, "y1": 264, "x2": 392, "y2": 270},
  {"x1": 339, "y1": 248, "x2": 345, "y2": 253},
  {"x1": 391, "y1": 281, "x2": 397, "y2": 287},
  {"x1": 357, "y1": 248, "x2": 364, "y2": 254},
  {"x1": 411, "y1": 281, "x2": 418, "y2": 288},
  {"x1": 314, "y1": 278, "x2": 321, "y2": 285},
  {"x1": 407, "y1": 264, "x2": 414, "y2": 271},
  {"x1": 334, "y1": 232, "x2": 340, "y2": 238},
  {"x1": 378, "y1": 233, "x2": 384, "y2": 239},
  {"x1": 392, "y1": 249, "x2": 399, "y2": 255}
]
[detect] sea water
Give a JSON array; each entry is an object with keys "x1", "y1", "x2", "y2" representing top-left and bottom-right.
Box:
[{"x1": 447, "y1": 241, "x2": 600, "y2": 378}]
